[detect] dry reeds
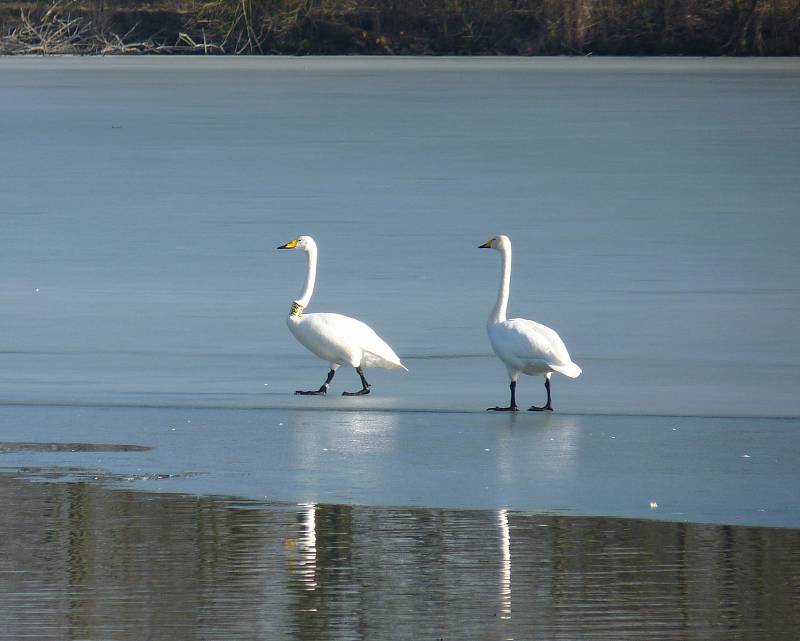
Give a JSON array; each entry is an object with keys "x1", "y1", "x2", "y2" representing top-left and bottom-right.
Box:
[
  {"x1": 0, "y1": 0, "x2": 224, "y2": 54},
  {"x1": 2, "y1": 0, "x2": 799, "y2": 55},
  {"x1": 1, "y1": 1, "x2": 92, "y2": 53}
]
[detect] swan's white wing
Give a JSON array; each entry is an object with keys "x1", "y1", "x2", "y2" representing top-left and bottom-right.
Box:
[
  {"x1": 290, "y1": 312, "x2": 406, "y2": 370},
  {"x1": 324, "y1": 313, "x2": 406, "y2": 369},
  {"x1": 490, "y1": 318, "x2": 581, "y2": 377}
]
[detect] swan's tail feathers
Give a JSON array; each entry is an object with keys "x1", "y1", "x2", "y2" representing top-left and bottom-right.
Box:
[
  {"x1": 386, "y1": 359, "x2": 408, "y2": 371},
  {"x1": 362, "y1": 349, "x2": 408, "y2": 371},
  {"x1": 552, "y1": 361, "x2": 582, "y2": 378}
]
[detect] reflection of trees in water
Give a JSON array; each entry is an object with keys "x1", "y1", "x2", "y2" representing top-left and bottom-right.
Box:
[
  {"x1": 1, "y1": 475, "x2": 799, "y2": 640},
  {"x1": 66, "y1": 483, "x2": 91, "y2": 634}
]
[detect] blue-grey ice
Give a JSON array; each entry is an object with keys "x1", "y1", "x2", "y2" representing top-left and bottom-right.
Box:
[{"x1": 1, "y1": 57, "x2": 799, "y2": 528}]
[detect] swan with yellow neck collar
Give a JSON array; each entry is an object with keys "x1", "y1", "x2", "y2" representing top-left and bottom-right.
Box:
[{"x1": 277, "y1": 235, "x2": 407, "y2": 396}]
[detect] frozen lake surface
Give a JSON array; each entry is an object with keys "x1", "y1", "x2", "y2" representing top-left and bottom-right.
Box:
[
  {"x1": 1, "y1": 57, "x2": 799, "y2": 639},
  {"x1": 0, "y1": 404, "x2": 799, "y2": 529},
  {"x1": 1, "y1": 57, "x2": 799, "y2": 419}
]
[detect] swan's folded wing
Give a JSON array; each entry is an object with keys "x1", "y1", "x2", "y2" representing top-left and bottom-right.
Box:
[
  {"x1": 501, "y1": 318, "x2": 577, "y2": 372},
  {"x1": 345, "y1": 316, "x2": 407, "y2": 370},
  {"x1": 313, "y1": 313, "x2": 406, "y2": 370}
]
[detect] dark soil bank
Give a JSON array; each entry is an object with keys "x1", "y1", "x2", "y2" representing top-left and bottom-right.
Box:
[{"x1": 2, "y1": 0, "x2": 800, "y2": 55}]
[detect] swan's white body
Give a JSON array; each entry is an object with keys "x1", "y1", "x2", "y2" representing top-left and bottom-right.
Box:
[
  {"x1": 481, "y1": 234, "x2": 580, "y2": 409},
  {"x1": 488, "y1": 318, "x2": 581, "y2": 380},
  {"x1": 279, "y1": 236, "x2": 406, "y2": 379},
  {"x1": 288, "y1": 312, "x2": 406, "y2": 370}
]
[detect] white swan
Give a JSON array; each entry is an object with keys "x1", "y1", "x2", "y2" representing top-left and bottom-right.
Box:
[
  {"x1": 277, "y1": 236, "x2": 407, "y2": 395},
  {"x1": 479, "y1": 235, "x2": 581, "y2": 411}
]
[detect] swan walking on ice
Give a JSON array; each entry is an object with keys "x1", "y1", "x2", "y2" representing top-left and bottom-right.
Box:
[
  {"x1": 277, "y1": 236, "x2": 407, "y2": 396},
  {"x1": 479, "y1": 235, "x2": 581, "y2": 412}
]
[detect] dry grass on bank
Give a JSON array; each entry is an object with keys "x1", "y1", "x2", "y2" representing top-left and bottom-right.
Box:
[{"x1": 2, "y1": 0, "x2": 799, "y2": 55}]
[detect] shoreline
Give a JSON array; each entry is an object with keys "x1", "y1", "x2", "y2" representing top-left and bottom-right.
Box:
[
  {"x1": 2, "y1": 0, "x2": 799, "y2": 56},
  {"x1": 2, "y1": 464, "x2": 800, "y2": 532},
  {"x1": 3, "y1": 461, "x2": 800, "y2": 543}
]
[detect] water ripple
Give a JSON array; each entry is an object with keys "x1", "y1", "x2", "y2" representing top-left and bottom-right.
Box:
[{"x1": 1, "y1": 475, "x2": 798, "y2": 641}]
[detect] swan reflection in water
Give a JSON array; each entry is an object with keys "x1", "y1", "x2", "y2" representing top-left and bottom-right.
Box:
[
  {"x1": 287, "y1": 502, "x2": 318, "y2": 592},
  {"x1": 498, "y1": 507, "x2": 512, "y2": 621}
]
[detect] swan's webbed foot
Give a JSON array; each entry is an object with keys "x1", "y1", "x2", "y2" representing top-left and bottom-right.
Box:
[
  {"x1": 342, "y1": 366, "x2": 371, "y2": 396},
  {"x1": 528, "y1": 378, "x2": 553, "y2": 411},
  {"x1": 295, "y1": 386, "x2": 327, "y2": 395},
  {"x1": 487, "y1": 381, "x2": 518, "y2": 412},
  {"x1": 296, "y1": 369, "x2": 336, "y2": 396},
  {"x1": 342, "y1": 387, "x2": 370, "y2": 396}
]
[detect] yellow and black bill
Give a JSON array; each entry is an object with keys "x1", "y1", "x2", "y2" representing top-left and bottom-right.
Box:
[
  {"x1": 478, "y1": 238, "x2": 494, "y2": 249},
  {"x1": 277, "y1": 239, "x2": 299, "y2": 250}
]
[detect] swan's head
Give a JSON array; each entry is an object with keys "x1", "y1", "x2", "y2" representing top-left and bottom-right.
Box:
[
  {"x1": 478, "y1": 235, "x2": 510, "y2": 252},
  {"x1": 277, "y1": 235, "x2": 315, "y2": 252}
]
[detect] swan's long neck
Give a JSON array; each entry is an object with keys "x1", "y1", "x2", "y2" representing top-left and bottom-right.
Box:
[
  {"x1": 294, "y1": 243, "x2": 317, "y2": 312},
  {"x1": 491, "y1": 243, "x2": 511, "y2": 324}
]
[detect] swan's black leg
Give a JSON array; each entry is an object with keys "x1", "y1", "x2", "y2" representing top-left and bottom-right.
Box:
[
  {"x1": 529, "y1": 377, "x2": 553, "y2": 412},
  {"x1": 343, "y1": 367, "x2": 371, "y2": 396},
  {"x1": 488, "y1": 381, "x2": 519, "y2": 412},
  {"x1": 296, "y1": 369, "x2": 336, "y2": 395}
]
